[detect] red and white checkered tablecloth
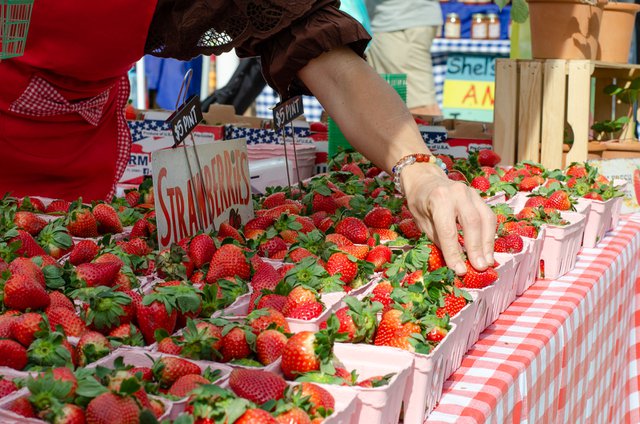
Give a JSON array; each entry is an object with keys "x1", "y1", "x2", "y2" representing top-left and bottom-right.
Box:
[{"x1": 426, "y1": 216, "x2": 640, "y2": 424}]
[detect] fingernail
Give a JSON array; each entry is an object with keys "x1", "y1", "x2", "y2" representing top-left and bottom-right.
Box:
[
  {"x1": 454, "y1": 263, "x2": 467, "y2": 275},
  {"x1": 475, "y1": 258, "x2": 487, "y2": 269},
  {"x1": 485, "y1": 254, "x2": 494, "y2": 264}
]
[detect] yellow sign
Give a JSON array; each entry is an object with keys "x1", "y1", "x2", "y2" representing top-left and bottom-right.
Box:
[{"x1": 442, "y1": 80, "x2": 495, "y2": 111}]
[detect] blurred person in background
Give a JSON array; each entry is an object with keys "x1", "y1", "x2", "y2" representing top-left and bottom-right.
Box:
[{"x1": 366, "y1": 0, "x2": 443, "y2": 116}]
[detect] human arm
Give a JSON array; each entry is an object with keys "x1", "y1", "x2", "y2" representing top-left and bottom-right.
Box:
[{"x1": 297, "y1": 47, "x2": 496, "y2": 274}]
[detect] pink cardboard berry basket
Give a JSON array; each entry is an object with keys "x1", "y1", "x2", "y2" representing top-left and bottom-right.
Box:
[
  {"x1": 89, "y1": 347, "x2": 231, "y2": 419},
  {"x1": 515, "y1": 227, "x2": 546, "y2": 295},
  {"x1": 507, "y1": 191, "x2": 530, "y2": 212},
  {"x1": 577, "y1": 197, "x2": 615, "y2": 248},
  {"x1": 484, "y1": 191, "x2": 506, "y2": 206},
  {"x1": 494, "y1": 253, "x2": 518, "y2": 315},
  {"x1": 290, "y1": 382, "x2": 358, "y2": 424},
  {"x1": 323, "y1": 343, "x2": 414, "y2": 424},
  {"x1": 538, "y1": 212, "x2": 587, "y2": 280},
  {"x1": 401, "y1": 323, "x2": 458, "y2": 424},
  {"x1": 447, "y1": 296, "x2": 479, "y2": 378}
]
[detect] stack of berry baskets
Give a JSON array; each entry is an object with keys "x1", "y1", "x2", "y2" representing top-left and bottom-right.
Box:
[
  {"x1": 87, "y1": 347, "x2": 232, "y2": 419},
  {"x1": 538, "y1": 211, "x2": 587, "y2": 279},
  {"x1": 449, "y1": 290, "x2": 481, "y2": 359},
  {"x1": 285, "y1": 383, "x2": 359, "y2": 424}
]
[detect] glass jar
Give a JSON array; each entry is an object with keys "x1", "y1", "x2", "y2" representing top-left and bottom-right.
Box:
[
  {"x1": 444, "y1": 13, "x2": 461, "y2": 39},
  {"x1": 487, "y1": 13, "x2": 501, "y2": 39},
  {"x1": 471, "y1": 14, "x2": 488, "y2": 40}
]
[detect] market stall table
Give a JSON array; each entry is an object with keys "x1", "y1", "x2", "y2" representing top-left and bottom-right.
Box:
[{"x1": 426, "y1": 216, "x2": 640, "y2": 423}]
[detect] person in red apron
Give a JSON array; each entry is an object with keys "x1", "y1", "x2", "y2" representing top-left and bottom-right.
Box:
[{"x1": 0, "y1": 0, "x2": 496, "y2": 274}]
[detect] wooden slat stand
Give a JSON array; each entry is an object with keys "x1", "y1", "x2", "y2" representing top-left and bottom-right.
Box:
[{"x1": 493, "y1": 59, "x2": 640, "y2": 168}]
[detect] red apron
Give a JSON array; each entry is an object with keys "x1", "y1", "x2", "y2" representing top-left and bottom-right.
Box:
[{"x1": 0, "y1": 0, "x2": 157, "y2": 201}]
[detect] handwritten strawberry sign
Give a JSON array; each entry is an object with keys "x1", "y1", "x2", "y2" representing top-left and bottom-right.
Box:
[{"x1": 151, "y1": 139, "x2": 254, "y2": 249}]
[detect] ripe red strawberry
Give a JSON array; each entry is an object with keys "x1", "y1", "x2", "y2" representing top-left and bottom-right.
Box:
[
  {"x1": 153, "y1": 357, "x2": 202, "y2": 389},
  {"x1": 206, "y1": 244, "x2": 250, "y2": 282},
  {"x1": 325, "y1": 233, "x2": 353, "y2": 247},
  {"x1": 248, "y1": 308, "x2": 289, "y2": 334},
  {"x1": 14, "y1": 211, "x2": 47, "y2": 236},
  {"x1": 263, "y1": 192, "x2": 287, "y2": 209},
  {"x1": 258, "y1": 237, "x2": 288, "y2": 258},
  {"x1": 0, "y1": 378, "x2": 17, "y2": 399},
  {"x1": 218, "y1": 222, "x2": 244, "y2": 243},
  {"x1": 51, "y1": 403, "x2": 85, "y2": 424},
  {"x1": 426, "y1": 327, "x2": 448, "y2": 342},
  {"x1": 436, "y1": 293, "x2": 468, "y2": 318},
  {"x1": 370, "y1": 281, "x2": 394, "y2": 310},
  {"x1": 584, "y1": 192, "x2": 603, "y2": 201},
  {"x1": 229, "y1": 368, "x2": 287, "y2": 405},
  {"x1": 69, "y1": 240, "x2": 99, "y2": 265},
  {"x1": 288, "y1": 247, "x2": 316, "y2": 263},
  {"x1": 245, "y1": 216, "x2": 276, "y2": 232},
  {"x1": 125, "y1": 190, "x2": 141, "y2": 207},
  {"x1": 482, "y1": 166, "x2": 498, "y2": 177},
  {"x1": 365, "y1": 245, "x2": 392, "y2": 271},
  {"x1": 297, "y1": 383, "x2": 335, "y2": 415},
  {"x1": 76, "y1": 331, "x2": 111, "y2": 367},
  {"x1": 339, "y1": 244, "x2": 369, "y2": 260},
  {"x1": 7, "y1": 397, "x2": 36, "y2": 417},
  {"x1": 256, "y1": 329, "x2": 288, "y2": 365},
  {"x1": 281, "y1": 330, "x2": 334, "y2": 379},
  {"x1": 18, "y1": 197, "x2": 46, "y2": 213},
  {"x1": 168, "y1": 374, "x2": 209, "y2": 398},
  {"x1": 448, "y1": 170, "x2": 468, "y2": 182},
  {"x1": 67, "y1": 207, "x2": 99, "y2": 238},
  {"x1": 275, "y1": 407, "x2": 311, "y2": 424},
  {"x1": 93, "y1": 203, "x2": 124, "y2": 234},
  {"x1": 237, "y1": 408, "x2": 278, "y2": 424},
  {"x1": 11, "y1": 312, "x2": 44, "y2": 347},
  {"x1": 0, "y1": 339, "x2": 28, "y2": 370},
  {"x1": 373, "y1": 309, "x2": 421, "y2": 352},
  {"x1": 335, "y1": 217, "x2": 369, "y2": 244},
  {"x1": 74, "y1": 262, "x2": 122, "y2": 287},
  {"x1": 94, "y1": 252, "x2": 124, "y2": 267},
  {"x1": 188, "y1": 234, "x2": 216, "y2": 268},
  {"x1": 397, "y1": 219, "x2": 422, "y2": 240},
  {"x1": 52, "y1": 366, "x2": 78, "y2": 397},
  {"x1": 118, "y1": 238, "x2": 152, "y2": 256},
  {"x1": 477, "y1": 150, "x2": 501, "y2": 167},
  {"x1": 544, "y1": 191, "x2": 572, "y2": 211},
  {"x1": 4, "y1": 274, "x2": 50, "y2": 311},
  {"x1": 221, "y1": 327, "x2": 252, "y2": 362},
  {"x1": 129, "y1": 218, "x2": 153, "y2": 239},
  {"x1": 283, "y1": 286, "x2": 318, "y2": 315},
  {"x1": 364, "y1": 207, "x2": 393, "y2": 229},
  {"x1": 287, "y1": 302, "x2": 324, "y2": 320},
  {"x1": 566, "y1": 164, "x2": 587, "y2": 178},
  {"x1": 494, "y1": 233, "x2": 524, "y2": 253},
  {"x1": 86, "y1": 392, "x2": 141, "y2": 424},
  {"x1": 47, "y1": 291, "x2": 75, "y2": 311},
  {"x1": 256, "y1": 294, "x2": 288, "y2": 312},
  {"x1": 471, "y1": 176, "x2": 491, "y2": 191},
  {"x1": 325, "y1": 252, "x2": 357, "y2": 284},
  {"x1": 47, "y1": 306, "x2": 87, "y2": 337},
  {"x1": 461, "y1": 261, "x2": 498, "y2": 288},
  {"x1": 369, "y1": 228, "x2": 399, "y2": 241},
  {"x1": 427, "y1": 245, "x2": 446, "y2": 271},
  {"x1": 525, "y1": 196, "x2": 546, "y2": 208},
  {"x1": 157, "y1": 337, "x2": 183, "y2": 355},
  {"x1": 136, "y1": 297, "x2": 178, "y2": 345},
  {"x1": 45, "y1": 199, "x2": 71, "y2": 214},
  {"x1": 9, "y1": 257, "x2": 45, "y2": 288},
  {"x1": 341, "y1": 162, "x2": 365, "y2": 178},
  {"x1": 13, "y1": 230, "x2": 47, "y2": 257},
  {"x1": 518, "y1": 175, "x2": 544, "y2": 192}
]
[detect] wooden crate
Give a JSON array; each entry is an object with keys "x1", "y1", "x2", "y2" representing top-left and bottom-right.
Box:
[{"x1": 493, "y1": 59, "x2": 640, "y2": 168}]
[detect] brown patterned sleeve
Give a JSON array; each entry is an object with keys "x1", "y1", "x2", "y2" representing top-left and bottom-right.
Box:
[{"x1": 145, "y1": 0, "x2": 371, "y2": 97}]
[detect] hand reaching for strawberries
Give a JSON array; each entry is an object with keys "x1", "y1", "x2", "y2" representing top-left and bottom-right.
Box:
[
  {"x1": 400, "y1": 162, "x2": 496, "y2": 275},
  {"x1": 299, "y1": 47, "x2": 496, "y2": 275}
]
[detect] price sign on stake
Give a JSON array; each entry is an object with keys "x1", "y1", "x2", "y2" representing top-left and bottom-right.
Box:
[
  {"x1": 151, "y1": 139, "x2": 254, "y2": 249},
  {"x1": 167, "y1": 95, "x2": 204, "y2": 146},
  {"x1": 273, "y1": 96, "x2": 304, "y2": 131}
]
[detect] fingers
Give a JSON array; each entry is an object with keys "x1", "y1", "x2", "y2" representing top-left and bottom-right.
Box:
[
  {"x1": 458, "y1": 189, "x2": 497, "y2": 270},
  {"x1": 476, "y1": 197, "x2": 497, "y2": 264},
  {"x1": 428, "y1": 187, "x2": 467, "y2": 275}
]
